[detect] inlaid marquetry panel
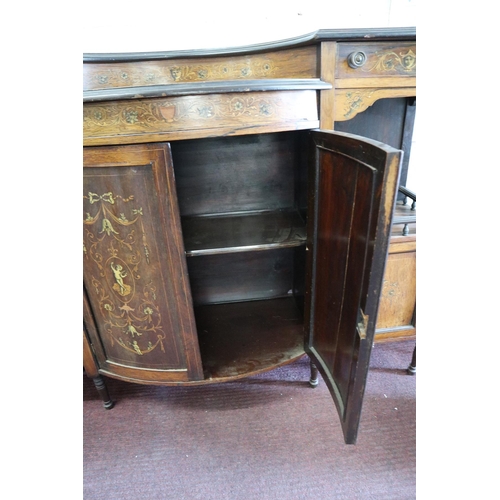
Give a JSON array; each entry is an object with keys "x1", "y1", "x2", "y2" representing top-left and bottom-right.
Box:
[
  {"x1": 83, "y1": 144, "x2": 203, "y2": 380},
  {"x1": 336, "y1": 42, "x2": 416, "y2": 79},
  {"x1": 83, "y1": 90, "x2": 320, "y2": 145},
  {"x1": 374, "y1": 240, "x2": 416, "y2": 342},
  {"x1": 83, "y1": 46, "x2": 318, "y2": 90}
]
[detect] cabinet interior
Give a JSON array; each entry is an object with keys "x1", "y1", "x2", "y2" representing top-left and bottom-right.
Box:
[{"x1": 170, "y1": 130, "x2": 309, "y2": 380}]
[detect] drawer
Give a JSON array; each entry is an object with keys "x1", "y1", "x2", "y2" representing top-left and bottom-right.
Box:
[
  {"x1": 336, "y1": 42, "x2": 416, "y2": 83},
  {"x1": 83, "y1": 46, "x2": 318, "y2": 91},
  {"x1": 83, "y1": 90, "x2": 321, "y2": 145}
]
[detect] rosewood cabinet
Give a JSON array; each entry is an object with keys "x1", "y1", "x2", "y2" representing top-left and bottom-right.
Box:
[{"x1": 83, "y1": 27, "x2": 416, "y2": 444}]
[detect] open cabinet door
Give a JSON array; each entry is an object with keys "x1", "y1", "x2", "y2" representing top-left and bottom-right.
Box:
[{"x1": 305, "y1": 130, "x2": 402, "y2": 444}]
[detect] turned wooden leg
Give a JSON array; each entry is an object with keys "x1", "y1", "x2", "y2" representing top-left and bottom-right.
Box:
[
  {"x1": 309, "y1": 361, "x2": 319, "y2": 387},
  {"x1": 92, "y1": 375, "x2": 114, "y2": 409},
  {"x1": 407, "y1": 346, "x2": 416, "y2": 375}
]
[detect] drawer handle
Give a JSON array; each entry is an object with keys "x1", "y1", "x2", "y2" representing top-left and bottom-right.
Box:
[{"x1": 347, "y1": 51, "x2": 367, "y2": 69}]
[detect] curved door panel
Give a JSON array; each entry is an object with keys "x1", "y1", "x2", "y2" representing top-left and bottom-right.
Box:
[
  {"x1": 83, "y1": 143, "x2": 203, "y2": 383},
  {"x1": 305, "y1": 130, "x2": 401, "y2": 444}
]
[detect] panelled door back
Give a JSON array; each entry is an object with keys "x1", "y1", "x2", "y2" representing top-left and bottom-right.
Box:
[
  {"x1": 305, "y1": 130, "x2": 401, "y2": 444},
  {"x1": 83, "y1": 143, "x2": 203, "y2": 383}
]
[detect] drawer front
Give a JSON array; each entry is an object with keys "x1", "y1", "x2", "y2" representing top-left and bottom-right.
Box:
[
  {"x1": 336, "y1": 42, "x2": 416, "y2": 80},
  {"x1": 83, "y1": 46, "x2": 318, "y2": 91},
  {"x1": 83, "y1": 90, "x2": 320, "y2": 145}
]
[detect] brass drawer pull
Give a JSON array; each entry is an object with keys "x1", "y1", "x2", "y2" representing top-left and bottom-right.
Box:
[{"x1": 347, "y1": 51, "x2": 367, "y2": 69}]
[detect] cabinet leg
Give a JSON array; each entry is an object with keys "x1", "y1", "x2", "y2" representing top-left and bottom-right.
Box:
[
  {"x1": 92, "y1": 375, "x2": 114, "y2": 409},
  {"x1": 407, "y1": 346, "x2": 416, "y2": 375},
  {"x1": 309, "y1": 361, "x2": 319, "y2": 387}
]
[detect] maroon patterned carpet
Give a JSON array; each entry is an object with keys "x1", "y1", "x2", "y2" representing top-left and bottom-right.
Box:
[{"x1": 83, "y1": 340, "x2": 416, "y2": 499}]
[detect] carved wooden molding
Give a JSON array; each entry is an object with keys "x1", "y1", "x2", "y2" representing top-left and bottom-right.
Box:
[{"x1": 334, "y1": 87, "x2": 416, "y2": 121}]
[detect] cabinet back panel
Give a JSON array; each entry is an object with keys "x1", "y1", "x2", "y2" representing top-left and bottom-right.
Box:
[
  {"x1": 171, "y1": 132, "x2": 305, "y2": 216},
  {"x1": 187, "y1": 248, "x2": 300, "y2": 305}
]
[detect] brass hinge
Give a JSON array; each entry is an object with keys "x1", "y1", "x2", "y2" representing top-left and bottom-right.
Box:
[{"x1": 357, "y1": 309, "x2": 369, "y2": 340}]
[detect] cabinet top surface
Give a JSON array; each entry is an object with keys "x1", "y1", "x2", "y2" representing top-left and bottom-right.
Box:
[{"x1": 83, "y1": 27, "x2": 416, "y2": 62}]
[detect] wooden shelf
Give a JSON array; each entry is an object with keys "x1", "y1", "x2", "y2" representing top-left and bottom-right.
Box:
[
  {"x1": 182, "y1": 210, "x2": 306, "y2": 257},
  {"x1": 195, "y1": 297, "x2": 305, "y2": 382}
]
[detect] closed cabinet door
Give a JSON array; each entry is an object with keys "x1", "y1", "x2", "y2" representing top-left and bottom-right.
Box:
[
  {"x1": 305, "y1": 130, "x2": 402, "y2": 444},
  {"x1": 83, "y1": 143, "x2": 204, "y2": 383}
]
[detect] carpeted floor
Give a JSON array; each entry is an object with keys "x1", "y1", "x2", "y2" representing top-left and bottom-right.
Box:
[{"x1": 83, "y1": 340, "x2": 416, "y2": 500}]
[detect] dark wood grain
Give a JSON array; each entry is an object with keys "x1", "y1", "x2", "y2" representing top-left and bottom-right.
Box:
[
  {"x1": 171, "y1": 132, "x2": 307, "y2": 216},
  {"x1": 83, "y1": 329, "x2": 98, "y2": 378},
  {"x1": 195, "y1": 298, "x2": 305, "y2": 381},
  {"x1": 304, "y1": 130, "x2": 402, "y2": 443},
  {"x1": 83, "y1": 143, "x2": 204, "y2": 382}
]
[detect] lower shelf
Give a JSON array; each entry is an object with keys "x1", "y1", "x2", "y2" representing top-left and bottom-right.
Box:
[{"x1": 195, "y1": 297, "x2": 305, "y2": 382}]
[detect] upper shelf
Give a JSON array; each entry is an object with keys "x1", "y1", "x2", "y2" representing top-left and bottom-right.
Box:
[{"x1": 182, "y1": 209, "x2": 307, "y2": 257}]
